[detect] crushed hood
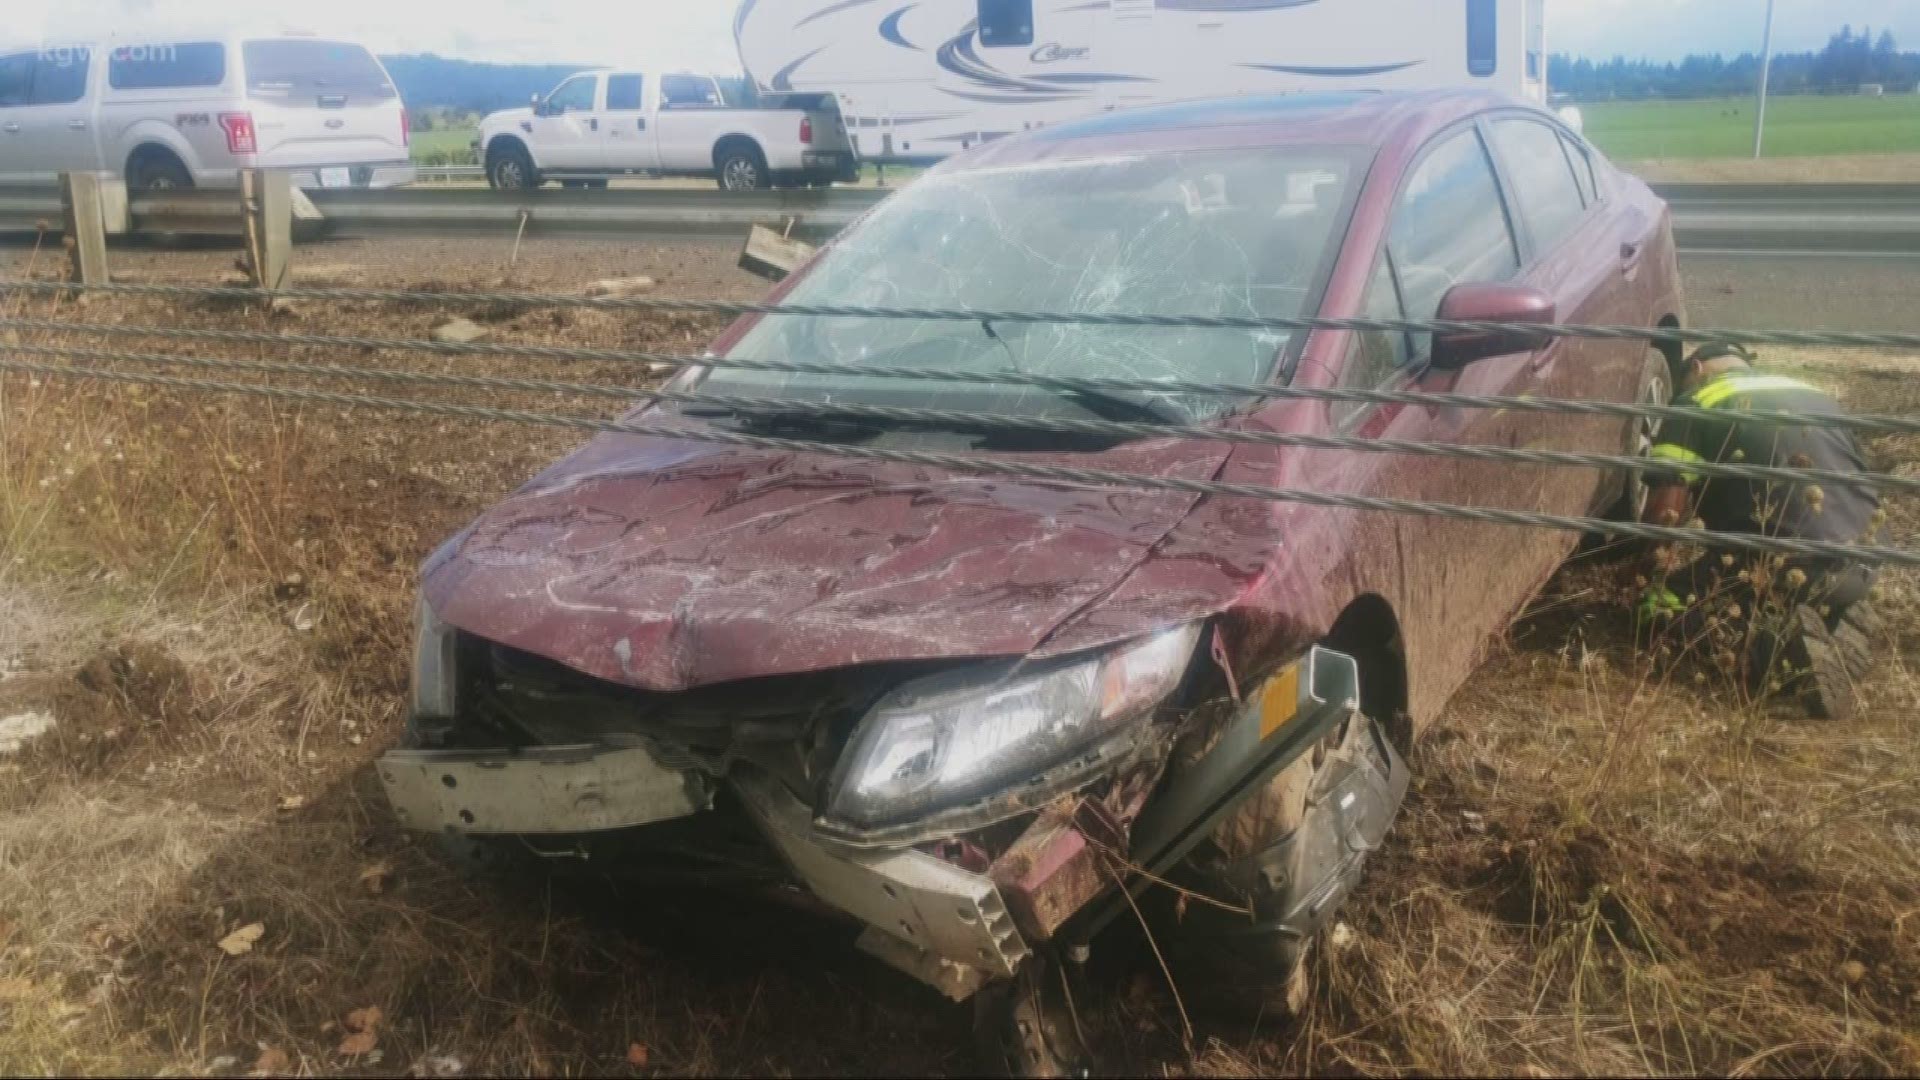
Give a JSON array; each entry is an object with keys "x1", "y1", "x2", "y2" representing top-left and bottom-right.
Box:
[{"x1": 424, "y1": 430, "x2": 1235, "y2": 691}]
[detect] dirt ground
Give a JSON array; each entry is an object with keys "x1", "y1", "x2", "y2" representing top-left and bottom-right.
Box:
[{"x1": 1, "y1": 236, "x2": 1918, "y2": 1077}]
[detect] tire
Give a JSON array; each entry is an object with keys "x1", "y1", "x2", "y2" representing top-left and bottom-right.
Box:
[
  {"x1": 716, "y1": 148, "x2": 768, "y2": 191},
  {"x1": 486, "y1": 143, "x2": 539, "y2": 191},
  {"x1": 1609, "y1": 347, "x2": 1674, "y2": 522},
  {"x1": 128, "y1": 150, "x2": 193, "y2": 191}
]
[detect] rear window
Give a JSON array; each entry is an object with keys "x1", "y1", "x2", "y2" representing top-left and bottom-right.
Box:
[
  {"x1": 109, "y1": 42, "x2": 226, "y2": 90},
  {"x1": 242, "y1": 40, "x2": 395, "y2": 103},
  {"x1": 606, "y1": 74, "x2": 644, "y2": 111},
  {"x1": 661, "y1": 74, "x2": 721, "y2": 108},
  {"x1": 1490, "y1": 119, "x2": 1588, "y2": 253}
]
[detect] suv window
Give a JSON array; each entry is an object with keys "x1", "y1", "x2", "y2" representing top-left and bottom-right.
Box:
[
  {"x1": 32, "y1": 54, "x2": 92, "y2": 106},
  {"x1": 242, "y1": 40, "x2": 395, "y2": 103},
  {"x1": 1336, "y1": 255, "x2": 1414, "y2": 428},
  {"x1": 0, "y1": 53, "x2": 32, "y2": 108},
  {"x1": 606, "y1": 74, "x2": 644, "y2": 112},
  {"x1": 109, "y1": 42, "x2": 226, "y2": 90},
  {"x1": 1491, "y1": 119, "x2": 1588, "y2": 253},
  {"x1": 545, "y1": 75, "x2": 596, "y2": 114},
  {"x1": 1389, "y1": 127, "x2": 1519, "y2": 356},
  {"x1": 660, "y1": 74, "x2": 719, "y2": 108}
]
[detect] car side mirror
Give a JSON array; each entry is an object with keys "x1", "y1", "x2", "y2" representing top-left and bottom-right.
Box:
[
  {"x1": 1429, "y1": 283, "x2": 1557, "y2": 372},
  {"x1": 530, "y1": 93, "x2": 546, "y2": 115}
]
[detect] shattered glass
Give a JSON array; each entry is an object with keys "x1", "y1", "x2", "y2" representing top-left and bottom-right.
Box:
[{"x1": 703, "y1": 147, "x2": 1364, "y2": 424}]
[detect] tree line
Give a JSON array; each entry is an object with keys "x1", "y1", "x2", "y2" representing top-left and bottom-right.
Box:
[{"x1": 1551, "y1": 26, "x2": 1920, "y2": 101}]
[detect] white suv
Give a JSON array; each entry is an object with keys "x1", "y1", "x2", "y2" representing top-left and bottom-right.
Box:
[{"x1": 0, "y1": 33, "x2": 415, "y2": 191}]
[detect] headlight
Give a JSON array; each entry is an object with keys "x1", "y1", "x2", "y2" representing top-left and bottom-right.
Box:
[
  {"x1": 827, "y1": 624, "x2": 1202, "y2": 827},
  {"x1": 410, "y1": 596, "x2": 460, "y2": 720}
]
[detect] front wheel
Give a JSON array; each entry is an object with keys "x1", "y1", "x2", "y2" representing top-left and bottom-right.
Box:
[
  {"x1": 716, "y1": 150, "x2": 768, "y2": 191},
  {"x1": 486, "y1": 145, "x2": 539, "y2": 191}
]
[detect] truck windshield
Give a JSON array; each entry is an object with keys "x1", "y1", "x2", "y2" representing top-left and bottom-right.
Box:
[
  {"x1": 706, "y1": 146, "x2": 1363, "y2": 423},
  {"x1": 243, "y1": 40, "x2": 395, "y2": 102}
]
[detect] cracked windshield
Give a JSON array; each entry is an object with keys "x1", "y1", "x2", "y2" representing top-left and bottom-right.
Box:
[{"x1": 703, "y1": 147, "x2": 1360, "y2": 424}]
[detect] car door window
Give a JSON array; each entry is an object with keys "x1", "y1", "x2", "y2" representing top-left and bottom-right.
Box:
[
  {"x1": 660, "y1": 75, "x2": 719, "y2": 109},
  {"x1": 1559, "y1": 132, "x2": 1598, "y2": 206},
  {"x1": 1388, "y1": 126, "x2": 1519, "y2": 357},
  {"x1": 31, "y1": 54, "x2": 91, "y2": 106},
  {"x1": 1490, "y1": 119, "x2": 1588, "y2": 254},
  {"x1": 546, "y1": 76, "x2": 596, "y2": 114},
  {"x1": 606, "y1": 74, "x2": 644, "y2": 112},
  {"x1": 0, "y1": 53, "x2": 34, "y2": 108},
  {"x1": 1335, "y1": 255, "x2": 1414, "y2": 428}
]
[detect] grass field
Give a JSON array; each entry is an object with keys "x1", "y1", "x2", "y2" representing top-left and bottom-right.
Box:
[
  {"x1": 409, "y1": 127, "x2": 479, "y2": 166},
  {"x1": 1581, "y1": 93, "x2": 1920, "y2": 161}
]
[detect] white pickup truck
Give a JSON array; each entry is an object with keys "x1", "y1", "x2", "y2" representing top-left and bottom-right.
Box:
[{"x1": 477, "y1": 70, "x2": 859, "y2": 192}]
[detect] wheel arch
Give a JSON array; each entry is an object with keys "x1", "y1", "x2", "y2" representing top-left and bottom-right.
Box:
[
  {"x1": 484, "y1": 133, "x2": 532, "y2": 162},
  {"x1": 123, "y1": 135, "x2": 195, "y2": 182},
  {"x1": 711, "y1": 133, "x2": 767, "y2": 171},
  {"x1": 1655, "y1": 313, "x2": 1685, "y2": 383},
  {"x1": 1321, "y1": 594, "x2": 1411, "y2": 751}
]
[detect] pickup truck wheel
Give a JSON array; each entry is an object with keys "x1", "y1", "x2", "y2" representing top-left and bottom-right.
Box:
[
  {"x1": 717, "y1": 151, "x2": 768, "y2": 191},
  {"x1": 129, "y1": 151, "x2": 193, "y2": 191},
  {"x1": 487, "y1": 146, "x2": 539, "y2": 191}
]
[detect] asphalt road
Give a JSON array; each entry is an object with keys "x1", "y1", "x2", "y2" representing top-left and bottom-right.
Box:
[{"x1": 1680, "y1": 251, "x2": 1920, "y2": 336}]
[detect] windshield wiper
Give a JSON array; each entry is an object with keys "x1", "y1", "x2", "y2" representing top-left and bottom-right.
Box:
[
  {"x1": 1050, "y1": 385, "x2": 1186, "y2": 426},
  {"x1": 678, "y1": 404, "x2": 885, "y2": 443}
]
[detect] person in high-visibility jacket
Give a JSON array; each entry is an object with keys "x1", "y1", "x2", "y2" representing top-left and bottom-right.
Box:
[{"x1": 1640, "y1": 344, "x2": 1882, "y2": 719}]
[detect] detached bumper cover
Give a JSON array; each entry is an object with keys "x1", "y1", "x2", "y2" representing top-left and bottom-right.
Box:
[{"x1": 733, "y1": 770, "x2": 1030, "y2": 1000}]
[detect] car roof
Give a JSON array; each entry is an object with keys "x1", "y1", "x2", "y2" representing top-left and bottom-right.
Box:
[{"x1": 947, "y1": 89, "x2": 1533, "y2": 171}]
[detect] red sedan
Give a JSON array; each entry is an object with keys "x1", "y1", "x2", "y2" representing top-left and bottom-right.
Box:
[{"x1": 381, "y1": 90, "x2": 1684, "y2": 1066}]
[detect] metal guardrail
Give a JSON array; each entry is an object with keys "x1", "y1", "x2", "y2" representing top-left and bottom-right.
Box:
[{"x1": 4, "y1": 181, "x2": 1918, "y2": 254}]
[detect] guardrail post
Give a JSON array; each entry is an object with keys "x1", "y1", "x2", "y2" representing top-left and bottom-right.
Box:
[
  {"x1": 59, "y1": 172, "x2": 110, "y2": 287},
  {"x1": 241, "y1": 169, "x2": 293, "y2": 290}
]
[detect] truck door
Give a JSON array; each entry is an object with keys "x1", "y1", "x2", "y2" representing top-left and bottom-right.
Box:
[
  {"x1": 600, "y1": 72, "x2": 657, "y2": 173},
  {"x1": 0, "y1": 50, "x2": 100, "y2": 183},
  {"x1": 532, "y1": 73, "x2": 602, "y2": 171},
  {"x1": 652, "y1": 74, "x2": 727, "y2": 174}
]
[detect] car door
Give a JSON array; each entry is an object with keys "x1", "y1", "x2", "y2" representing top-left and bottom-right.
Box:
[
  {"x1": 532, "y1": 73, "x2": 601, "y2": 171},
  {"x1": 1484, "y1": 114, "x2": 1637, "y2": 517},
  {"x1": 1330, "y1": 123, "x2": 1566, "y2": 693},
  {"x1": 599, "y1": 72, "x2": 656, "y2": 172}
]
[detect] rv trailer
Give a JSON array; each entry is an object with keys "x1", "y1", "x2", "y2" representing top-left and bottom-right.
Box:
[{"x1": 735, "y1": 0, "x2": 1550, "y2": 164}]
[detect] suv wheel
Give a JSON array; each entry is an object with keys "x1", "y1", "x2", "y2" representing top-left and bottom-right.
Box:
[
  {"x1": 487, "y1": 145, "x2": 539, "y2": 191},
  {"x1": 717, "y1": 150, "x2": 767, "y2": 191}
]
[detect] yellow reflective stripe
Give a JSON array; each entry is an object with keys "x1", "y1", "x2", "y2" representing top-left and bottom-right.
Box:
[
  {"x1": 1650, "y1": 443, "x2": 1705, "y2": 464},
  {"x1": 1649, "y1": 442, "x2": 1705, "y2": 482},
  {"x1": 1691, "y1": 374, "x2": 1819, "y2": 410}
]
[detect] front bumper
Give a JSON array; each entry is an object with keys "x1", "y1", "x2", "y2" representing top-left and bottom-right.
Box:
[{"x1": 379, "y1": 743, "x2": 1031, "y2": 1000}]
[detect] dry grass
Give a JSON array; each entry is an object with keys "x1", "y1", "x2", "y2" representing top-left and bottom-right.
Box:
[{"x1": 1, "y1": 245, "x2": 1917, "y2": 1076}]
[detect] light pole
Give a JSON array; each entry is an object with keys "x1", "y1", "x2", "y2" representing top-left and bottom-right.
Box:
[{"x1": 1752, "y1": 0, "x2": 1776, "y2": 158}]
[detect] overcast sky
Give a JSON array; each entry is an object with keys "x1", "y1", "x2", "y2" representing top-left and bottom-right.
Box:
[{"x1": 7, "y1": 0, "x2": 1919, "y2": 70}]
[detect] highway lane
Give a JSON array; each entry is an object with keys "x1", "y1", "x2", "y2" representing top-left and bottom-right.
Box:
[{"x1": 1681, "y1": 252, "x2": 1920, "y2": 336}]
